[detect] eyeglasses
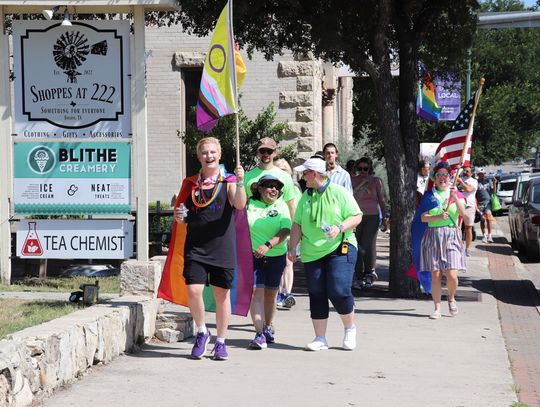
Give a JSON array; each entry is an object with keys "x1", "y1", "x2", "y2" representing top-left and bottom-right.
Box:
[
  {"x1": 261, "y1": 183, "x2": 281, "y2": 190},
  {"x1": 358, "y1": 166, "x2": 369, "y2": 171},
  {"x1": 302, "y1": 170, "x2": 314, "y2": 177},
  {"x1": 258, "y1": 148, "x2": 275, "y2": 155},
  {"x1": 435, "y1": 172, "x2": 450, "y2": 178}
]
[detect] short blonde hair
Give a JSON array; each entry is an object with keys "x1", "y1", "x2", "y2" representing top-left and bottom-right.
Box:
[
  {"x1": 273, "y1": 158, "x2": 292, "y2": 176},
  {"x1": 196, "y1": 137, "x2": 221, "y2": 155}
]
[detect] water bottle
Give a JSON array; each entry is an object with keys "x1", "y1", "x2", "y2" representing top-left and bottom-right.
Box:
[
  {"x1": 321, "y1": 222, "x2": 332, "y2": 241},
  {"x1": 178, "y1": 203, "x2": 188, "y2": 221}
]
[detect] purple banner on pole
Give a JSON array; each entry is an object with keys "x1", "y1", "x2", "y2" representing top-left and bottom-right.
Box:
[{"x1": 435, "y1": 78, "x2": 461, "y2": 121}]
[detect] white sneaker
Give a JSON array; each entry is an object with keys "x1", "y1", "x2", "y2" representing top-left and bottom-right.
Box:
[
  {"x1": 305, "y1": 337, "x2": 329, "y2": 351},
  {"x1": 342, "y1": 326, "x2": 357, "y2": 350},
  {"x1": 429, "y1": 310, "x2": 441, "y2": 319},
  {"x1": 487, "y1": 235, "x2": 494, "y2": 243},
  {"x1": 482, "y1": 235, "x2": 488, "y2": 243}
]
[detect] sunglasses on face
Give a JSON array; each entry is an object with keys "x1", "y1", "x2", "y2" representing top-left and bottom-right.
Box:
[
  {"x1": 302, "y1": 170, "x2": 314, "y2": 177},
  {"x1": 258, "y1": 148, "x2": 275, "y2": 155},
  {"x1": 358, "y1": 166, "x2": 369, "y2": 171},
  {"x1": 261, "y1": 183, "x2": 281, "y2": 190},
  {"x1": 435, "y1": 172, "x2": 450, "y2": 178}
]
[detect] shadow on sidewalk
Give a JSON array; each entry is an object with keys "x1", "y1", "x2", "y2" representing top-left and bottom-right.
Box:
[{"x1": 472, "y1": 278, "x2": 540, "y2": 307}]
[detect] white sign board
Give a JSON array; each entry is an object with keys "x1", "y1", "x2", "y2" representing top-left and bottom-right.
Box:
[
  {"x1": 16, "y1": 219, "x2": 133, "y2": 259},
  {"x1": 13, "y1": 21, "x2": 131, "y2": 138}
]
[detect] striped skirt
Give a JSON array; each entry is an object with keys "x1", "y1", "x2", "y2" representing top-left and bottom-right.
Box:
[{"x1": 420, "y1": 226, "x2": 466, "y2": 273}]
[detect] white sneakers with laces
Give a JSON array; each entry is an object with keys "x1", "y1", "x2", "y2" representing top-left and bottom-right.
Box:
[{"x1": 305, "y1": 337, "x2": 329, "y2": 351}]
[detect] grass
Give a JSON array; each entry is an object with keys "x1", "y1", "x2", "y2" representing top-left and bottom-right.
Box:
[
  {"x1": 511, "y1": 403, "x2": 531, "y2": 407},
  {"x1": 0, "y1": 299, "x2": 82, "y2": 338},
  {"x1": 0, "y1": 276, "x2": 120, "y2": 293}
]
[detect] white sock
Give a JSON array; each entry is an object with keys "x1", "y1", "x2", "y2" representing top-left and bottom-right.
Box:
[
  {"x1": 197, "y1": 325, "x2": 207, "y2": 334},
  {"x1": 216, "y1": 337, "x2": 225, "y2": 344},
  {"x1": 345, "y1": 325, "x2": 356, "y2": 331}
]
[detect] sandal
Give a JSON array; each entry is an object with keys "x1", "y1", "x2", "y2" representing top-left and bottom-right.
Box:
[{"x1": 448, "y1": 300, "x2": 459, "y2": 316}]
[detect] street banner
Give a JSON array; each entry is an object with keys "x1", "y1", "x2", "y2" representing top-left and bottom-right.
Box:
[
  {"x1": 14, "y1": 141, "x2": 131, "y2": 215},
  {"x1": 435, "y1": 77, "x2": 461, "y2": 121},
  {"x1": 12, "y1": 21, "x2": 131, "y2": 138},
  {"x1": 16, "y1": 219, "x2": 133, "y2": 259}
]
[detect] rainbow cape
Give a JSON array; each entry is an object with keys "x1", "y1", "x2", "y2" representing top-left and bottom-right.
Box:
[
  {"x1": 416, "y1": 70, "x2": 442, "y2": 122},
  {"x1": 157, "y1": 172, "x2": 253, "y2": 316},
  {"x1": 196, "y1": 1, "x2": 246, "y2": 132}
]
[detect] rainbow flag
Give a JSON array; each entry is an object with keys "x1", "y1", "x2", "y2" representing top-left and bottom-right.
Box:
[
  {"x1": 196, "y1": 1, "x2": 246, "y2": 132},
  {"x1": 416, "y1": 69, "x2": 442, "y2": 122},
  {"x1": 157, "y1": 172, "x2": 253, "y2": 316}
]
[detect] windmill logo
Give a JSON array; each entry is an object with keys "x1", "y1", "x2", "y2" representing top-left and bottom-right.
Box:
[
  {"x1": 53, "y1": 30, "x2": 108, "y2": 83},
  {"x1": 28, "y1": 146, "x2": 56, "y2": 175}
]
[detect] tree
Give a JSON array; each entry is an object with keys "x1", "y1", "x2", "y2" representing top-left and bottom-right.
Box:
[
  {"x1": 168, "y1": 1, "x2": 478, "y2": 297},
  {"x1": 180, "y1": 103, "x2": 296, "y2": 174}
]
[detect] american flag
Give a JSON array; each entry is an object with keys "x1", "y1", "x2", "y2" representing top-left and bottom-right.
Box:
[{"x1": 434, "y1": 91, "x2": 478, "y2": 168}]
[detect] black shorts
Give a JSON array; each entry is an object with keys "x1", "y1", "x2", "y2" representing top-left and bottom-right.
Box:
[{"x1": 183, "y1": 260, "x2": 234, "y2": 289}]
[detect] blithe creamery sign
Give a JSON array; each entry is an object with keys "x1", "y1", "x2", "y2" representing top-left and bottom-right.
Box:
[
  {"x1": 13, "y1": 21, "x2": 130, "y2": 138},
  {"x1": 14, "y1": 142, "x2": 131, "y2": 215}
]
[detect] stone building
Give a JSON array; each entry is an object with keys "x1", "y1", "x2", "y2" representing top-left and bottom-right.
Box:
[{"x1": 145, "y1": 25, "x2": 354, "y2": 203}]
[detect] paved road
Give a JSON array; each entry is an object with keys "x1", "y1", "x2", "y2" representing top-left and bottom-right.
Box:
[{"x1": 40, "y1": 227, "x2": 529, "y2": 407}]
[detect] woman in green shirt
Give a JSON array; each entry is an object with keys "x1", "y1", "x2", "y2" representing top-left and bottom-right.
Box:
[
  {"x1": 246, "y1": 175, "x2": 291, "y2": 349},
  {"x1": 288, "y1": 158, "x2": 362, "y2": 351}
]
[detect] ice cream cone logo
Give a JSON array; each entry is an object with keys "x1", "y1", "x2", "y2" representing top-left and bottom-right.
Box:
[
  {"x1": 34, "y1": 150, "x2": 49, "y2": 172},
  {"x1": 28, "y1": 146, "x2": 56, "y2": 175}
]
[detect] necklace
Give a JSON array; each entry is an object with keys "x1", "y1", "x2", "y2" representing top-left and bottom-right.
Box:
[{"x1": 191, "y1": 171, "x2": 223, "y2": 208}]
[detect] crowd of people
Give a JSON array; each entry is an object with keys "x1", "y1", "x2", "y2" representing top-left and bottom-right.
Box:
[{"x1": 171, "y1": 136, "x2": 487, "y2": 360}]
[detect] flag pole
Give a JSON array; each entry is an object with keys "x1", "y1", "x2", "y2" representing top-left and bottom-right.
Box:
[
  {"x1": 451, "y1": 77, "x2": 485, "y2": 189},
  {"x1": 228, "y1": 0, "x2": 241, "y2": 166}
]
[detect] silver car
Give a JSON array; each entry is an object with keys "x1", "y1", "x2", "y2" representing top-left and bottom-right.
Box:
[{"x1": 509, "y1": 177, "x2": 540, "y2": 261}]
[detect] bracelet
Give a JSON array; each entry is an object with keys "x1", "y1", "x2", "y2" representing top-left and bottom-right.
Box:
[
  {"x1": 264, "y1": 241, "x2": 273, "y2": 249},
  {"x1": 338, "y1": 224, "x2": 344, "y2": 233},
  {"x1": 236, "y1": 181, "x2": 244, "y2": 187}
]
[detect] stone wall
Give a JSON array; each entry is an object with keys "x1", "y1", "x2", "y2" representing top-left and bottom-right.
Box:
[{"x1": 0, "y1": 296, "x2": 159, "y2": 407}]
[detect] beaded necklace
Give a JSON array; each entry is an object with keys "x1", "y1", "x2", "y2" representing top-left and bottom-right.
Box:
[{"x1": 191, "y1": 171, "x2": 223, "y2": 208}]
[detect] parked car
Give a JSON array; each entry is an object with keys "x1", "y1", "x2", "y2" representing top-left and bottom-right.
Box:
[
  {"x1": 509, "y1": 172, "x2": 540, "y2": 250},
  {"x1": 496, "y1": 174, "x2": 517, "y2": 213},
  {"x1": 509, "y1": 178, "x2": 540, "y2": 261}
]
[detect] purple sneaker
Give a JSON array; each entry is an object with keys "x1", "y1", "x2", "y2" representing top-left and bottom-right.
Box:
[
  {"x1": 191, "y1": 330, "x2": 211, "y2": 359},
  {"x1": 263, "y1": 326, "x2": 275, "y2": 344},
  {"x1": 248, "y1": 332, "x2": 267, "y2": 350},
  {"x1": 212, "y1": 342, "x2": 228, "y2": 360}
]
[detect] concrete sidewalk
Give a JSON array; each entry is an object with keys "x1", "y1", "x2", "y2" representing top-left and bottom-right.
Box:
[{"x1": 40, "y1": 231, "x2": 518, "y2": 407}]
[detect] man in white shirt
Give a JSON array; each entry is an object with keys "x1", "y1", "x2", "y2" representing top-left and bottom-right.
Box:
[
  {"x1": 323, "y1": 143, "x2": 352, "y2": 194},
  {"x1": 416, "y1": 160, "x2": 430, "y2": 196},
  {"x1": 457, "y1": 165, "x2": 478, "y2": 256}
]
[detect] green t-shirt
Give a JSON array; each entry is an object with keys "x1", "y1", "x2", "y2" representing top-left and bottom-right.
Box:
[
  {"x1": 244, "y1": 167, "x2": 295, "y2": 204},
  {"x1": 427, "y1": 189, "x2": 463, "y2": 227},
  {"x1": 294, "y1": 183, "x2": 361, "y2": 262},
  {"x1": 247, "y1": 198, "x2": 291, "y2": 256}
]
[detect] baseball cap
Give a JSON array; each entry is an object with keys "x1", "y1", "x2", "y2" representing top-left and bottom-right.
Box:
[
  {"x1": 257, "y1": 174, "x2": 284, "y2": 189},
  {"x1": 476, "y1": 167, "x2": 485, "y2": 174},
  {"x1": 257, "y1": 137, "x2": 277, "y2": 151},
  {"x1": 294, "y1": 158, "x2": 327, "y2": 174}
]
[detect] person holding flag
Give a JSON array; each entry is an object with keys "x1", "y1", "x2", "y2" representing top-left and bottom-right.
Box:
[
  {"x1": 410, "y1": 79, "x2": 485, "y2": 312},
  {"x1": 419, "y1": 161, "x2": 467, "y2": 319}
]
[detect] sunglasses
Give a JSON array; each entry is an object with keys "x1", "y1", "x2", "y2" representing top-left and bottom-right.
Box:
[
  {"x1": 261, "y1": 183, "x2": 282, "y2": 190},
  {"x1": 358, "y1": 166, "x2": 369, "y2": 171},
  {"x1": 435, "y1": 172, "x2": 450, "y2": 178},
  {"x1": 258, "y1": 148, "x2": 275, "y2": 155}
]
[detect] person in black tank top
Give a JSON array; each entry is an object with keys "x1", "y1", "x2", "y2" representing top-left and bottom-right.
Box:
[{"x1": 173, "y1": 137, "x2": 246, "y2": 361}]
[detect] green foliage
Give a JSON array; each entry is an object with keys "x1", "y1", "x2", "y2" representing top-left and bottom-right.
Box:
[{"x1": 179, "y1": 103, "x2": 296, "y2": 174}]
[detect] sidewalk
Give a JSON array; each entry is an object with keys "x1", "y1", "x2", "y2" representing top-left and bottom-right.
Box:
[{"x1": 40, "y1": 230, "x2": 519, "y2": 407}]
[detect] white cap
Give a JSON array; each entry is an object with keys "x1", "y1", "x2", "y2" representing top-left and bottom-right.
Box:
[
  {"x1": 294, "y1": 158, "x2": 327, "y2": 174},
  {"x1": 476, "y1": 167, "x2": 486, "y2": 174}
]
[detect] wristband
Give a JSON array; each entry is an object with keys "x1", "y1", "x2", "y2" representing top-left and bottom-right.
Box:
[
  {"x1": 236, "y1": 181, "x2": 244, "y2": 187},
  {"x1": 338, "y1": 224, "x2": 344, "y2": 233},
  {"x1": 264, "y1": 241, "x2": 273, "y2": 249}
]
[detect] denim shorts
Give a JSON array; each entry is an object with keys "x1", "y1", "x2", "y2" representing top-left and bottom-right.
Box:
[
  {"x1": 303, "y1": 244, "x2": 358, "y2": 319},
  {"x1": 253, "y1": 254, "x2": 286, "y2": 289}
]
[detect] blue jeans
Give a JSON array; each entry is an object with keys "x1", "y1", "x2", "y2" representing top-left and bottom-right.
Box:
[
  {"x1": 253, "y1": 254, "x2": 286, "y2": 289},
  {"x1": 303, "y1": 244, "x2": 358, "y2": 319}
]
